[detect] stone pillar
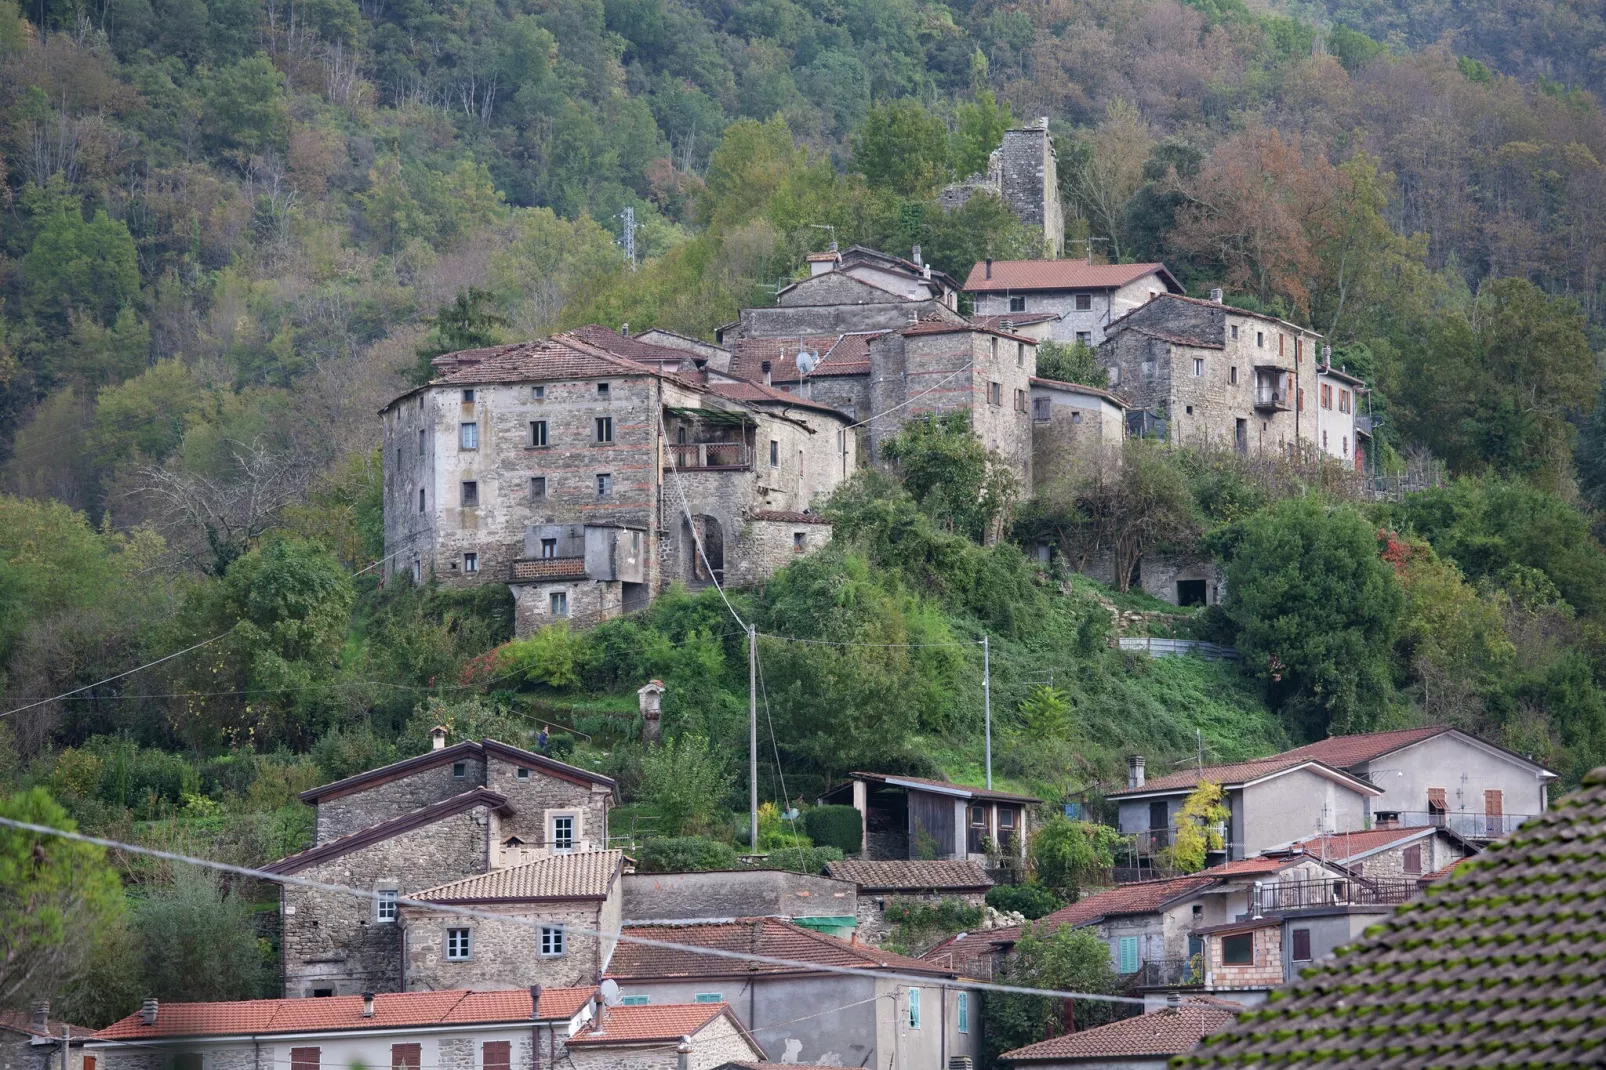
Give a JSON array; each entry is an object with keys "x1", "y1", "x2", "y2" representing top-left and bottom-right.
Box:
[{"x1": 637, "y1": 679, "x2": 665, "y2": 745}]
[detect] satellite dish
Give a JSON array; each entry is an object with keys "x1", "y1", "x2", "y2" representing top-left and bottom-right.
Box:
[
  {"x1": 796, "y1": 349, "x2": 818, "y2": 376},
  {"x1": 599, "y1": 979, "x2": 622, "y2": 1006}
]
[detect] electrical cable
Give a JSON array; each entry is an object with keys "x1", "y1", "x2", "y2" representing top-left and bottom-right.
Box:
[
  {"x1": 841, "y1": 360, "x2": 976, "y2": 432},
  {"x1": 756, "y1": 632, "x2": 981, "y2": 649},
  {"x1": 0, "y1": 815, "x2": 1145, "y2": 1006},
  {"x1": 0, "y1": 626, "x2": 241, "y2": 720},
  {"x1": 656, "y1": 411, "x2": 747, "y2": 631}
]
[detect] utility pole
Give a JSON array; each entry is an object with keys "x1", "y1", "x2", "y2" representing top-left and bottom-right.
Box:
[
  {"x1": 749, "y1": 623, "x2": 759, "y2": 851},
  {"x1": 982, "y1": 634, "x2": 992, "y2": 790}
]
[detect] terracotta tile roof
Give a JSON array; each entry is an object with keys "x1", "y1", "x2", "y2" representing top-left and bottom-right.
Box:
[
  {"x1": 608, "y1": 918, "x2": 958, "y2": 979},
  {"x1": 0, "y1": 1011, "x2": 92, "y2": 1039},
  {"x1": 703, "y1": 379, "x2": 851, "y2": 418},
  {"x1": 511, "y1": 558, "x2": 588, "y2": 581},
  {"x1": 977, "y1": 875, "x2": 1218, "y2": 947},
  {"x1": 971, "y1": 312, "x2": 1059, "y2": 330},
  {"x1": 1202, "y1": 853, "x2": 1340, "y2": 877},
  {"x1": 1029, "y1": 377, "x2": 1128, "y2": 406},
  {"x1": 727, "y1": 332, "x2": 884, "y2": 384},
  {"x1": 91, "y1": 989, "x2": 597, "y2": 1040},
  {"x1": 1289, "y1": 827, "x2": 1441, "y2": 861},
  {"x1": 1419, "y1": 858, "x2": 1468, "y2": 882},
  {"x1": 1181, "y1": 766, "x2": 1606, "y2": 1069},
  {"x1": 1002, "y1": 1002, "x2": 1240, "y2": 1062},
  {"x1": 1105, "y1": 757, "x2": 1378, "y2": 798},
  {"x1": 964, "y1": 260, "x2": 1178, "y2": 294},
  {"x1": 902, "y1": 319, "x2": 1036, "y2": 344},
  {"x1": 849, "y1": 771, "x2": 1042, "y2": 804},
  {"x1": 261, "y1": 788, "x2": 513, "y2": 875},
  {"x1": 1273, "y1": 725, "x2": 1453, "y2": 767},
  {"x1": 824, "y1": 859, "x2": 993, "y2": 892},
  {"x1": 748, "y1": 510, "x2": 831, "y2": 524},
  {"x1": 1123, "y1": 324, "x2": 1226, "y2": 350},
  {"x1": 566, "y1": 1003, "x2": 737, "y2": 1045},
  {"x1": 567, "y1": 325, "x2": 699, "y2": 367},
  {"x1": 411, "y1": 849, "x2": 623, "y2": 902},
  {"x1": 428, "y1": 338, "x2": 652, "y2": 387},
  {"x1": 299, "y1": 737, "x2": 614, "y2": 802}
]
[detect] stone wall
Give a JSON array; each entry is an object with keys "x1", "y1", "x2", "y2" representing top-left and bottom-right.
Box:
[
  {"x1": 316, "y1": 756, "x2": 487, "y2": 844},
  {"x1": 484, "y1": 754, "x2": 611, "y2": 850},
  {"x1": 281, "y1": 804, "x2": 497, "y2": 997},
  {"x1": 564, "y1": 1015, "x2": 758, "y2": 1070},
  {"x1": 973, "y1": 275, "x2": 1167, "y2": 345},
  {"x1": 852, "y1": 891, "x2": 988, "y2": 947},
  {"x1": 402, "y1": 900, "x2": 607, "y2": 991},
  {"x1": 1031, "y1": 401, "x2": 1122, "y2": 493},
  {"x1": 735, "y1": 295, "x2": 962, "y2": 341},
  {"x1": 727, "y1": 518, "x2": 831, "y2": 587},
  {"x1": 999, "y1": 125, "x2": 1064, "y2": 256},
  {"x1": 0, "y1": 1033, "x2": 83, "y2": 1070},
  {"x1": 622, "y1": 870, "x2": 857, "y2": 923}
]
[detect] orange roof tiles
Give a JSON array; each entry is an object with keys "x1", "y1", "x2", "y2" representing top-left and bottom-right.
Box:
[
  {"x1": 567, "y1": 325, "x2": 700, "y2": 367},
  {"x1": 411, "y1": 849, "x2": 623, "y2": 902},
  {"x1": 608, "y1": 918, "x2": 958, "y2": 980},
  {"x1": 565, "y1": 1003, "x2": 729, "y2": 1045},
  {"x1": 964, "y1": 260, "x2": 1177, "y2": 294},
  {"x1": 975, "y1": 875, "x2": 1218, "y2": 948},
  {"x1": 1002, "y1": 1002, "x2": 1240, "y2": 1061},
  {"x1": 901, "y1": 319, "x2": 1036, "y2": 344},
  {"x1": 703, "y1": 380, "x2": 850, "y2": 418},
  {"x1": 92, "y1": 989, "x2": 597, "y2": 1040},
  {"x1": 1289, "y1": 828, "x2": 1439, "y2": 860},
  {"x1": 824, "y1": 859, "x2": 993, "y2": 892},
  {"x1": 1106, "y1": 757, "x2": 1377, "y2": 798},
  {"x1": 1274, "y1": 726, "x2": 1453, "y2": 768},
  {"x1": 0, "y1": 1011, "x2": 92, "y2": 1039},
  {"x1": 727, "y1": 332, "x2": 885, "y2": 383}
]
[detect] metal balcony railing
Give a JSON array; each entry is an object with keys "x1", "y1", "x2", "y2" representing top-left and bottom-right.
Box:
[
  {"x1": 1133, "y1": 957, "x2": 1204, "y2": 987},
  {"x1": 666, "y1": 442, "x2": 750, "y2": 469},
  {"x1": 1255, "y1": 876, "x2": 1419, "y2": 912},
  {"x1": 1394, "y1": 811, "x2": 1532, "y2": 839}
]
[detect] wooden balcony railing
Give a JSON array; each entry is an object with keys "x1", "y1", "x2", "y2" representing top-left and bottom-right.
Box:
[{"x1": 666, "y1": 442, "x2": 751, "y2": 469}]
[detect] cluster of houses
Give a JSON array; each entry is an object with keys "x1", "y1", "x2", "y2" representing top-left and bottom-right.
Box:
[
  {"x1": 6, "y1": 719, "x2": 1565, "y2": 1070},
  {"x1": 379, "y1": 230, "x2": 1373, "y2": 631}
]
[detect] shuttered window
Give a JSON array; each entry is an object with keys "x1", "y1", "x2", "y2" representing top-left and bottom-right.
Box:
[
  {"x1": 1403, "y1": 845, "x2": 1423, "y2": 874},
  {"x1": 482, "y1": 1041, "x2": 510, "y2": 1070},
  {"x1": 1117, "y1": 936, "x2": 1140, "y2": 974},
  {"x1": 391, "y1": 1045, "x2": 421, "y2": 1070},
  {"x1": 1290, "y1": 928, "x2": 1312, "y2": 961},
  {"x1": 291, "y1": 1048, "x2": 320, "y2": 1070}
]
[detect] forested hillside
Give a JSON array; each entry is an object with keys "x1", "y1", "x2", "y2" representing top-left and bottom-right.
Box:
[{"x1": 6, "y1": 0, "x2": 1606, "y2": 1015}]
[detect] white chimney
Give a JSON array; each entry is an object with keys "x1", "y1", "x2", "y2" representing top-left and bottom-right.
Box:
[
  {"x1": 140, "y1": 999, "x2": 158, "y2": 1027},
  {"x1": 761, "y1": 360, "x2": 773, "y2": 387},
  {"x1": 361, "y1": 993, "x2": 375, "y2": 1018},
  {"x1": 1128, "y1": 755, "x2": 1146, "y2": 789},
  {"x1": 430, "y1": 725, "x2": 448, "y2": 750},
  {"x1": 911, "y1": 243, "x2": 922, "y2": 266},
  {"x1": 1210, "y1": 288, "x2": 1223, "y2": 303},
  {"x1": 676, "y1": 1037, "x2": 692, "y2": 1070}
]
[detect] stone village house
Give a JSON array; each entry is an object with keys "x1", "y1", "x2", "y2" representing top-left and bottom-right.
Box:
[
  {"x1": 964, "y1": 261, "x2": 1183, "y2": 347},
  {"x1": 822, "y1": 859, "x2": 994, "y2": 947},
  {"x1": 0, "y1": 1008, "x2": 87, "y2": 1070},
  {"x1": 263, "y1": 731, "x2": 617, "y2": 998}
]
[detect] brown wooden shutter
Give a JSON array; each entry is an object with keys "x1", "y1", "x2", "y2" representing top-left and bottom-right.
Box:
[
  {"x1": 392, "y1": 1044, "x2": 422, "y2": 1070},
  {"x1": 1402, "y1": 845, "x2": 1422, "y2": 875},
  {"x1": 1485, "y1": 790, "x2": 1503, "y2": 818},
  {"x1": 1290, "y1": 928, "x2": 1311, "y2": 961},
  {"x1": 84, "y1": 1057, "x2": 97, "y2": 1070},
  {"x1": 291, "y1": 1048, "x2": 320, "y2": 1070},
  {"x1": 1427, "y1": 788, "x2": 1447, "y2": 817},
  {"x1": 483, "y1": 1041, "x2": 511, "y2": 1070}
]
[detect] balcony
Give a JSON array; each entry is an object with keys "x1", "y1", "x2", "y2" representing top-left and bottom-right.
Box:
[
  {"x1": 666, "y1": 442, "x2": 751, "y2": 470},
  {"x1": 1393, "y1": 811, "x2": 1533, "y2": 840},
  {"x1": 1253, "y1": 388, "x2": 1291, "y2": 411},
  {"x1": 1255, "y1": 876, "x2": 1420, "y2": 912},
  {"x1": 1132, "y1": 957, "x2": 1204, "y2": 988}
]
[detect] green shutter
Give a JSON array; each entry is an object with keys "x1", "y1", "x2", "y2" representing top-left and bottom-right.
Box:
[
  {"x1": 957, "y1": 993, "x2": 969, "y2": 1034},
  {"x1": 1118, "y1": 936, "x2": 1140, "y2": 974}
]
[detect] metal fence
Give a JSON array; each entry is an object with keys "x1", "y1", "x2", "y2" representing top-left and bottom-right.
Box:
[
  {"x1": 666, "y1": 442, "x2": 750, "y2": 468},
  {"x1": 1256, "y1": 876, "x2": 1419, "y2": 911},
  {"x1": 1395, "y1": 811, "x2": 1532, "y2": 840},
  {"x1": 1117, "y1": 638, "x2": 1242, "y2": 661}
]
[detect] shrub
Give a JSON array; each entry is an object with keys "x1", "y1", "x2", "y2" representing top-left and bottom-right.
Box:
[
  {"x1": 761, "y1": 846, "x2": 844, "y2": 873},
  {"x1": 802, "y1": 805, "x2": 863, "y2": 854},
  {"x1": 546, "y1": 734, "x2": 576, "y2": 759},
  {"x1": 986, "y1": 882, "x2": 1064, "y2": 919},
  {"x1": 635, "y1": 836, "x2": 740, "y2": 872}
]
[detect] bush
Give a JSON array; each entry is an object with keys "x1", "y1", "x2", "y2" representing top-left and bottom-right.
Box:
[
  {"x1": 802, "y1": 805, "x2": 863, "y2": 854},
  {"x1": 986, "y1": 882, "x2": 1064, "y2": 919},
  {"x1": 761, "y1": 846, "x2": 844, "y2": 873},
  {"x1": 546, "y1": 734, "x2": 576, "y2": 759},
  {"x1": 635, "y1": 836, "x2": 740, "y2": 872}
]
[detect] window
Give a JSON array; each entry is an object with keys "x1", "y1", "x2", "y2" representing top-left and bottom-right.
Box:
[
  {"x1": 1033, "y1": 397, "x2": 1051, "y2": 421},
  {"x1": 1290, "y1": 928, "x2": 1312, "y2": 962},
  {"x1": 1185, "y1": 405, "x2": 1193, "y2": 415},
  {"x1": 1014, "y1": 388, "x2": 1028, "y2": 412},
  {"x1": 1193, "y1": 357, "x2": 1204, "y2": 377},
  {"x1": 1016, "y1": 342, "x2": 1025, "y2": 367},
  {"x1": 990, "y1": 337, "x2": 998, "y2": 360},
  {"x1": 530, "y1": 421, "x2": 548, "y2": 448},
  {"x1": 418, "y1": 428, "x2": 425, "y2": 453},
  {"x1": 1323, "y1": 430, "x2": 1329, "y2": 450},
  {"x1": 1075, "y1": 331, "x2": 1092, "y2": 345},
  {"x1": 532, "y1": 385, "x2": 545, "y2": 400},
  {"x1": 419, "y1": 488, "x2": 426, "y2": 513},
  {"x1": 459, "y1": 422, "x2": 478, "y2": 449},
  {"x1": 1340, "y1": 390, "x2": 1351, "y2": 414},
  {"x1": 907, "y1": 988, "x2": 921, "y2": 1029},
  {"x1": 392, "y1": 1044, "x2": 422, "y2": 1070},
  {"x1": 540, "y1": 925, "x2": 566, "y2": 956},
  {"x1": 597, "y1": 382, "x2": 610, "y2": 396},
  {"x1": 793, "y1": 532, "x2": 806, "y2": 553},
  {"x1": 516, "y1": 766, "x2": 530, "y2": 779},
  {"x1": 541, "y1": 538, "x2": 557, "y2": 558},
  {"x1": 482, "y1": 1041, "x2": 511, "y2": 1070},
  {"x1": 1256, "y1": 331, "x2": 1265, "y2": 348},
  {"x1": 620, "y1": 996, "x2": 650, "y2": 1006},
  {"x1": 312, "y1": 990, "x2": 334, "y2": 999},
  {"x1": 463, "y1": 553, "x2": 478, "y2": 574},
  {"x1": 462, "y1": 389, "x2": 475, "y2": 403},
  {"x1": 452, "y1": 762, "x2": 466, "y2": 778},
  {"x1": 957, "y1": 993, "x2": 969, "y2": 1034},
  {"x1": 550, "y1": 592, "x2": 568, "y2": 616},
  {"x1": 595, "y1": 417, "x2": 613, "y2": 443},
  {"x1": 446, "y1": 928, "x2": 472, "y2": 960},
  {"x1": 693, "y1": 993, "x2": 723, "y2": 1004},
  {"x1": 1230, "y1": 366, "x2": 1238, "y2": 385},
  {"x1": 461, "y1": 481, "x2": 478, "y2": 507},
  {"x1": 1221, "y1": 934, "x2": 1253, "y2": 966},
  {"x1": 551, "y1": 814, "x2": 576, "y2": 851},
  {"x1": 988, "y1": 382, "x2": 1002, "y2": 405},
  {"x1": 174, "y1": 1058, "x2": 202, "y2": 1070},
  {"x1": 769, "y1": 440, "x2": 779, "y2": 467},
  {"x1": 1117, "y1": 936, "x2": 1139, "y2": 974},
  {"x1": 530, "y1": 476, "x2": 546, "y2": 501},
  {"x1": 999, "y1": 809, "x2": 1015, "y2": 829},
  {"x1": 1231, "y1": 324, "x2": 1239, "y2": 339},
  {"x1": 1075, "y1": 293, "x2": 1092, "y2": 311},
  {"x1": 1071, "y1": 411, "x2": 1082, "y2": 424},
  {"x1": 291, "y1": 1048, "x2": 321, "y2": 1070},
  {"x1": 596, "y1": 473, "x2": 612, "y2": 496},
  {"x1": 396, "y1": 446, "x2": 402, "y2": 469},
  {"x1": 1006, "y1": 295, "x2": 1026, "y2": 313},
  {"x1": 1402, "y1": 845, "x2": 1423, "y2": 875},
  {"x1": 1321, "y1": 383, "x2": 1332, "y2": 409},
  {"x1": 376, "y1": 889, "x2": 398, "y2": 923}
]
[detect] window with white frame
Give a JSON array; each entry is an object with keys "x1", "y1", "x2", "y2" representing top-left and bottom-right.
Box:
[
  {"x1": 532, "y1": 385, "x2": 545, "y2": 399},
  {"x1": 1193, "y1": 358, "x2": 1204, "y2": 377},
  {"x1": 446, "y1": 928, "x2": 472, "y2": 960},
  {"x1": 596, "y1": 473, "x2": 612, "y2": 497},
  {"x1": 550, "y1": 592, "x2": 568, "y2": 616},
  {"x1": 1008, "y1": 295, "x2": 1025, "y2": 313},
  {"x1": 550, "y1": 814, "x2": 576, "y2": 851},
  {"x1": 375, "y1": 889, "x2": 398, "y2": 922},
  {"x1": 539, "y1": 925, "x2": 565, "y2": 957},
  {"x1": 460, "y1": 422, "x2": 478, "y2": 449}
]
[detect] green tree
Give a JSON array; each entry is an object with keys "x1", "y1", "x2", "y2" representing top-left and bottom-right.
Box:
[
  {"x1": 984, "y1": 923, "x2": 1121, "y2": 1064},
  {"x1": 881, "y1": 413, "x2": 1019, "y2": 542},
  {"x1": 0, "y1": 788, "x2": 126, "y2": 1009},
  {"x1": 1215, "y1": 498, "x2": 1404, "y2": 738},
  {"x1": 1019, "y1": 684, "x2": 1072, "y2": 741},
  {"x1": 851, "y1": 100, "x2": 951, "y2": 197},
  {"x1": 22, "y1": 203, "x2": 142, "y2": 331},
  {"x1": 127, "y1": 865, "x2": 272, "y2": 1002},
  {"x1": 1164, "y1": 780, "x2": 1229, "y2": 873},
  {"x1": 1034, "y1": 341, "x2": 1107, "y2": 387},
  {"x1": 639, "y1": 734, "x2": 733, "y2": 836},
  {"x1": 1029, "y1": 815, "x2": 1124, "y2": 899},
  {"x1": 201, "y1": 55, "x2": 289, "y2": 157},
  {"x1": 950, "y1": 90, "x2": 1012, "y2": 177},
  {"x1": 411, "y1": 288, "x2": 510, "y2": 383}
]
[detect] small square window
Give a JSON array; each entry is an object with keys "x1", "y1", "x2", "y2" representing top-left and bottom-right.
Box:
[
  {"x1": 459, "y1": 422, "x2": 478, "y2": 449},
  {"x1": 530, "y1": 476, "x2": 546, "y2": 500},
  {"x1": 463, "y1": 553, "x2": 478, "y2": 574},
  {"x1": 376, "y1": 889, "x2": 398, "y2": 923},
  {"x1": 461, "y1": 481, "x2": 478, "y2": 507},
  {"x1": 1075, "y1": 331, "x2": 1092, "y2": 345},
  {"x1": 597, "y1": 382, "x2": 610, "y2": 396},
  {"x1": 530, "y1": 421, "x2": 548, "y2": 448},
  {"x1": 462, "y1": 389, "x2": 475, "y2": 403},
  {"x1": 446, "y1": 928, "x2": 472, "y2": 960},
  {"x1": 550, "y1": 592, "x2": 568, "y2": 616},
  {"x1": 793, "y1": 532, "x2": 806, "y2": 552},
  {"x1": 516, "y1": 767, "x2": 530, "y2": 780},
  {"x1": 539, "y1": 925, "x2": 566, "y2": 957},
  {"x1": 596, "y1": 473, "x2": 612, "y2": 497},
  {"x1": 1231, "y1": 324, "x2": 1239, "y2": 339},
  {"x1": 541, "y1": 538, "x2": 558, "y2": 559},
  {"x1": 1222, "y1": 933, "x2": 1253, "y2": 966},
  {"x1": 1185, "y1": 405, "x2": 1194, "y2": 415},
  {"x1": 1075, "y1": 293, "x2": 1092, "y2": 311},
  {"x1": 1008, "y1": 295, "x2": 1025, "y2": 312},
  {"x1": 452, "y1": 762, "x2": 466, "y2": 778},
  {"x1": 595, "y1": 417, "x2": 613, "y2": 443},
  {"x1": 1071, "y1": 410, "x2": 1082, "y2": 423},
  {"x1": 533, "y1": 385, "x2": 545, "y2": 399}
]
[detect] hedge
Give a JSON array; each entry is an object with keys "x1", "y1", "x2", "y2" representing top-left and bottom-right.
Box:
[
  {"x1": 635, "y1": 836, "x2": 740, "y2": 872},
  {"x1": 803, "y1": 805, "x2": 863, "y2": 854}
]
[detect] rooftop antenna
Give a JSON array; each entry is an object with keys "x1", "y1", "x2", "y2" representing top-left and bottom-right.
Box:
[
  {"x1": 616, "y1": 207, "x2": 638, "y2": 270},
  {"x1": 808, "y1": 223, "x2": 838, "y2": 251},
  {"x1": 1068, "y1": 236, "x2": 1109, "y2": 264}
]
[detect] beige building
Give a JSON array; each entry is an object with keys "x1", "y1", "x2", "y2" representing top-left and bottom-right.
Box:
[{"x1": 965, "y1": 260, "x2": 1183, "y2": 345}]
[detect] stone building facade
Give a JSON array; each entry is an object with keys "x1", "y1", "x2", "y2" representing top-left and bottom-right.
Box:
[
  {"x1": 0, "y1": 1009, "x2": 86, "y2": 1070},
  {"x1": 1098, "y1": 293, "x2": 1323, "y2": 457},
  {"x1": 1030, "y1": 377, "x2": 1127, "y2": 491},
  {"x1": 964, "y1": 260, "x2": 1183, "y2": 345},
  {"x1": 564, "y1": 1005, "x2": 763, "y2": 1070},
  {"x1": 939, "y1": 121, "x2": 1065, "y2": 256}
]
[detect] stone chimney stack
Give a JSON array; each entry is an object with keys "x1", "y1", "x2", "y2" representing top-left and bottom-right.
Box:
[
  {"x1": 1210, "y1": 287, "x2": 1223, "y2": 303},
  {"x1": 31, "y1": 1003, "x2": 48, "y2": 1031},
  {"x1": 761, "y1": 360, "x2": 773, "y2": 387},
  {"x1": 638, "y1": 680, "x2": 665, "y2": 745},
  {"x1": 1127, "y1": 755, "x2": 1146, "y2": 790},
  {"x1": 911, "y1": 243, "x2": 922, "y2": 266},
  {"x1": 140, "y1": 999, "x2": 158, "y2": 1027},
  {"x1": 361, "y1": 993, "x2": 375, "y2": 1018},
  {"x1": 430, "y1": 725, "x2": 448, "y2": 750}
]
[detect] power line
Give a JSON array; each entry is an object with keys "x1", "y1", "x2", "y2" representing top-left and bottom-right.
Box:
[
  {"x1": 656, "y1": 411, "x2": 746, "y2": 632},
  {"x1": 757, "y1": 632, "x2": 981, "y2": 649},
  {"x1": 0, "y1": 816, "x2": 1145, "y2": 1006},
  {"x1": 0, "y1": 626, "x2": 241, "y2": 720},
  {"x1": 843, "y1": 360, "x2": 976, "y2": 432}
]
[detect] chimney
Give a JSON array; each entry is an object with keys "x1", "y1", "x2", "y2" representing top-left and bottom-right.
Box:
[
  {"x1": 1210, "y1": 287, "x2": 1223, "y2": 303},
  {"x1": 1166, "y1": 992, "x2": 1182, "y2": 1013},
  {"x1": 761, "y1": 360, "x2": 773, "y2": 387},
  {"x1": 139, "y1": 999, "x2": 158, "y2": 1027},
  {"x1": 528, "y1": 985, "x2": 543, "y2": 1019},
  {"x1": 1127, "y1": 755, "x2": 1146, "y2": 790},
  {"x1": 829, "y1": 239, "x2": 838, "y2": 252},
  {"x1": 592, "y1": 992, "x2": 607, "y2": 1035},
  {"x1": 621, "y1": 322, "x2": 630, "y2": 337},
  {"x1": 1322, "y1": 344, "x2": 1332, "y2": 363},
  {"x1": 31, "y1": 1003, "x2": 48, "y2": 1031},
  {"x1": 984, "y1": 257, "x2": 992, "y2": 280},
  {"x1": 1252, "y1": 881, "x2": 1264, "y2": 919},
  {"x1": 361, "y1": 993, "x2": 375, "y2": 1018},
  {"x1": 676, "y1": 1037, "x2": 692, "y2": 1070},
  {"x1": 911, "y1": 243, "x2": 922, "y2": 266},
  {"x1": 430, "y1": 725, "x2": 448, "y2": 750}
]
